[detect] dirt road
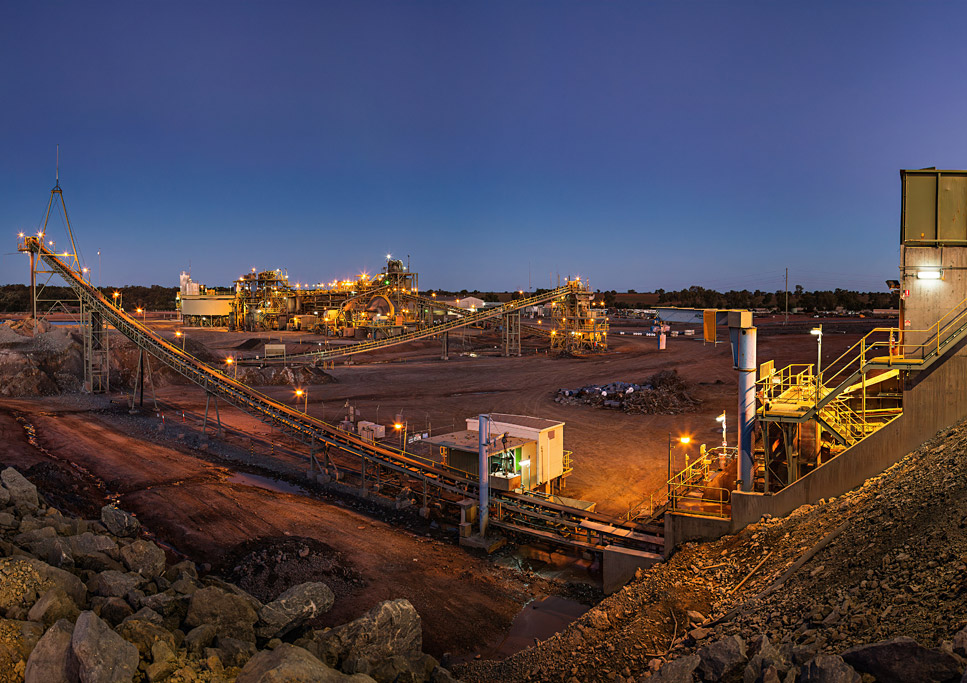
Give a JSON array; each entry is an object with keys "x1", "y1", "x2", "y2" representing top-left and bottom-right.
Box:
[{"x1": 0, "y1": 398, "x2": 545, "y2": 657}]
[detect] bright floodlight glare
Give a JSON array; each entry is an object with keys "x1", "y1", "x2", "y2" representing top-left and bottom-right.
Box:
[
  {"x1": 810, "y1": 328, "x2": 822, "y2": 336},
  {"x1": 917, "y1": 269, "x2": 942, "y2": 280},
  {"x1": 225, "y1": 357, "x2": 233, "y2": 365},
  {"x1": 716, "y1": 414, "x2": 726, "y2": 423},
  {"x1": 394, "y1": 423, "x2": 403, "y2": 430},
  {"x1": 679, "y1": 436, "x2": 691, "y2": 444}
]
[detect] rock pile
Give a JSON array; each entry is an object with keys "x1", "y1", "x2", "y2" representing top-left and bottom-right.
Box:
[
  {"x1": 555, "y1": 371, "x2": 699, "y2": 415},
  {"x1": 0, "y1": 465, "x2": 457, "y2": 682},
  {"x1": 0, "y1": 321, "x2": 83, "y2": 397}
]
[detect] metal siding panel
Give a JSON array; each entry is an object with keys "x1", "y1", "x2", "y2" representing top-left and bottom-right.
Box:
[
  {"x1": 903, "y1": 174, "x2": 937, "y2": 243},
  {"x1": 939, "y1": 175, "x2": 967, "y2": 242}
]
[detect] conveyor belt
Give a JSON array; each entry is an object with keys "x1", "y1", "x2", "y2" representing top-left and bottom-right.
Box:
[
  {"x1": 247, "y1": 286, "x2": 573, "y2": 364},
  {"x1": 22, "y1": 238, "x2": 662, "y2": 554}
]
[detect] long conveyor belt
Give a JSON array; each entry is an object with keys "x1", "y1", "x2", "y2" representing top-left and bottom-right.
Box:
[
  {"x1": 252, "y1": 286, "x2": 573, "y2": 364},
  {"x1": 23, "y1": 238, "x2": 661, "y2": 555}
]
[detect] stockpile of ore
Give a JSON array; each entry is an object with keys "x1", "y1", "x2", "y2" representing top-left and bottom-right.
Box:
[{"x1": 555, "y1": 370, "x2": 699, "y2": 415}]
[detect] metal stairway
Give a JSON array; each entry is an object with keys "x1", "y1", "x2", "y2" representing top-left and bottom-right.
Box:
[
  {"x1": 19, "y1": 237, "x2": 659, "y2": 556},
  {"x1": 761, "y1": 296, "x2": 967, "y2": 447}
]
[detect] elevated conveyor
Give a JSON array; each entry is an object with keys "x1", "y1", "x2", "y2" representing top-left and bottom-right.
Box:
[
  {"x1": 20, "y1": 237, "x2": 659, "y2": 555},
  {"x1": 249, "y1": 286, "x2": 575, "y2": 364}
]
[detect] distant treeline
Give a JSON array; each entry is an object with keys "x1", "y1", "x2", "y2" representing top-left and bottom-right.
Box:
[
  {"x1": 0, "y1": 284, "x2": 179, "y2": 313},
  {"x1": 607, "y1": 285, "x2": 899, "y2": 312},
  {"x1": 0, "y1": 283, "x2": 900, "y2": 314}
]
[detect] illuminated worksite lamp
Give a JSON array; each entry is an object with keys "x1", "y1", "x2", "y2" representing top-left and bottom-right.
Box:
[{"x1": 917, "y1": 269, "x2": 943, "y2": 280}]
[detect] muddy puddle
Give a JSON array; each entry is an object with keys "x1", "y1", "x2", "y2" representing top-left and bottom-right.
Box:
[{"x1": 460, "y1": 595, "x2": 589, "y2": 662}]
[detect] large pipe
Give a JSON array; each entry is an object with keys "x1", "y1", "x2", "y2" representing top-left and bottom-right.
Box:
[
  {"x1": 478, "y1": 414, "x2": 489, "y2": 536},
  {"x1": 737, "y1": 326, "x2": 757, "y2": 491}
]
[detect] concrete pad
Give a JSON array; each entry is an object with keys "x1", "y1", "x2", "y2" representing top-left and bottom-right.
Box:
[{"x1": 459, "y1": 534, "x2": 507, "y2": 553}]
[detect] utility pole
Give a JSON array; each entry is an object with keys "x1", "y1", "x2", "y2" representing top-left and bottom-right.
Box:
[{"x1": 784, "y1": 268, "x2": 789, "y2": 324}]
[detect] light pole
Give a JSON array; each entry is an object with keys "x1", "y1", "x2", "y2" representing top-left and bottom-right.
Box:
[
  {"x1": 394, "y1": 420, "x2": 408, "y2": 450},
  {"x1": 716, "y1": 411, "x2": 727, "y2": 448},
  {"x1": 295, "y1": 388, "x2": 307, "y2": 413},
  {"x1": 667, "y1": 433, "x2": 691, "y2": 501},
  {"x1": 811, "y1": 325, "x2": 823, "y2": 401},
  {"x1": 113, "y1": 291, "x2": 122, "y2": 310},
  {"x1": 175, "y1": 331, "x2": 185, "y2": 350},
  {"x1": 136, "y1": 308, "x2": 145, "y2": 324},
  {"x1": 225, "y1": 357, "x2": 237, "y2": 380}
]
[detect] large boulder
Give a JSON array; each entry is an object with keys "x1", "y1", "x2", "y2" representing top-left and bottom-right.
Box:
[
  {"x1": 89, "y1": 570, "x2": 143, "y2": 598},
  {"x1": 1, "y1": 468, "x2": 39, "y2": 510},
  {"x1": 116, "y1": 618, "x2": 177, "y2": 660},
  {"x1": 306, "y1": 599, "x2": 424, "y2": 679},
  {"x1": 100, "y1": 505, "x2": 140, "y2": 538},
  {"x1": 185, "y1": 586, "x2": 259, "y2": 642},
  {"x1": 697, "y1": 635, "x2": 748, "y2": 681},
  {"x1": 236, "y1": 643, "x2": 373, "y2": 683},
  {"x1": 841, "y1": 637, "x2": 962, "y2": 683},
  {"x1": 69, "y1": 611, "x2": 139, "y2": 683},
  {"x1": 257, "y1": 581, "x2": 335, "y2": 639},
  {"x1": 68, "y1": 532, "x2": 118, "y2": 557},
  {"x1": 27, "y1": 587, "x2": 79, "y2": 627},
  {"x1": 799, "y1": 654, "x2": 861, "y2": 683},
  {"x1": 744, "y1": 635, "x2": 789, "y2": 683},
  {"x1": 24, "y1": 618, "x2": 75, "y2": 683},
  {"x1": 652, "y1": 654, "x2": 701, "y2": 683},
  {"x1": 0, "y1": 557, "x2": 85, "y2": 618},
  {"x1": 119, "y1": 540, "x2": 166, "y2": 580}
]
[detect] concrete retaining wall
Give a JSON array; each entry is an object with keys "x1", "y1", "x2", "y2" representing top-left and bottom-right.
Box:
[{"x1": 663, "y1": 512, "x2": 731, "y2": 558}]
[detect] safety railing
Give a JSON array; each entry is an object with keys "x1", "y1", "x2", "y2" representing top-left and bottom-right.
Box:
[
  {"x1": 563, "y1": 450, "x2": 574, "y2": 476},
  {"x1": 668, "y1": 487, "x2": 731, "y2": 518},
  {"x1": 757, "y1": 364, "x2": 817, "y2": 403}
]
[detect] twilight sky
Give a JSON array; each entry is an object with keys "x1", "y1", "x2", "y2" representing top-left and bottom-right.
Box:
[{"x1": 3, "y1": 1, "x2": 967, "y2": 292}]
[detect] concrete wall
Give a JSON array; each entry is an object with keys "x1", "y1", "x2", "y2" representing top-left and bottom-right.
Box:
[{"x1": 663, "y1": 512, "x2": 732, "y2": 558}]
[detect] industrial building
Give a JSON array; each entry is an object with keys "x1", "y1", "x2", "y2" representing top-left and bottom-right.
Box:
[
  {"x1": 425, "y1": 413, "x2": 571, "y2": 494},
  {"x1": 174, "y1": 257, "x2": 608, "y2": 358}
]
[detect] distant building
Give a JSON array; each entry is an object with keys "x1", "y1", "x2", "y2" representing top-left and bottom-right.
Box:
[{"x1": 444, "y1": 296, "x2": 485, "y2": 310}]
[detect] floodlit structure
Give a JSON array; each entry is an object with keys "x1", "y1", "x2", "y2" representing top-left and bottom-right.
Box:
[{"x1": 425, "y1": 413, "x2": 571, "y2": 494}]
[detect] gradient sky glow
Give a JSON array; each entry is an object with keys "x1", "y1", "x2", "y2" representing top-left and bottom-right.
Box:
[{"x1": 4, "y1": 1, "x2": 967, "y2": 293}]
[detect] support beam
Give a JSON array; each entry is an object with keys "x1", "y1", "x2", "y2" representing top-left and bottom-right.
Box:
[
  {"x1": 730, "y1": 312, "x2": 756, "y2": 492},
  {"x1": 478, "y1": 414, "x2": 489, "y2": 536}
]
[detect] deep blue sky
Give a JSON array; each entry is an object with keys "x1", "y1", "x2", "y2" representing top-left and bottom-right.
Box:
[{"x1": 3, "y1": 1, "x2": 966, "y2": 292}]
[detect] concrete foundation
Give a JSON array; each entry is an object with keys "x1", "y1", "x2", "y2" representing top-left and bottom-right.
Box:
[{"x1": 602, "y1": 545, "x2": 662, "y2": 594}]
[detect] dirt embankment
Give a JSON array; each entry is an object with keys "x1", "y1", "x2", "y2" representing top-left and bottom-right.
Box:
[
  {"x1": 0, "y1": 321, "x2": 335, "y2": 397},
  {"x1": 460, "y1": 419, "x2": 967, "y2": 682}
]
